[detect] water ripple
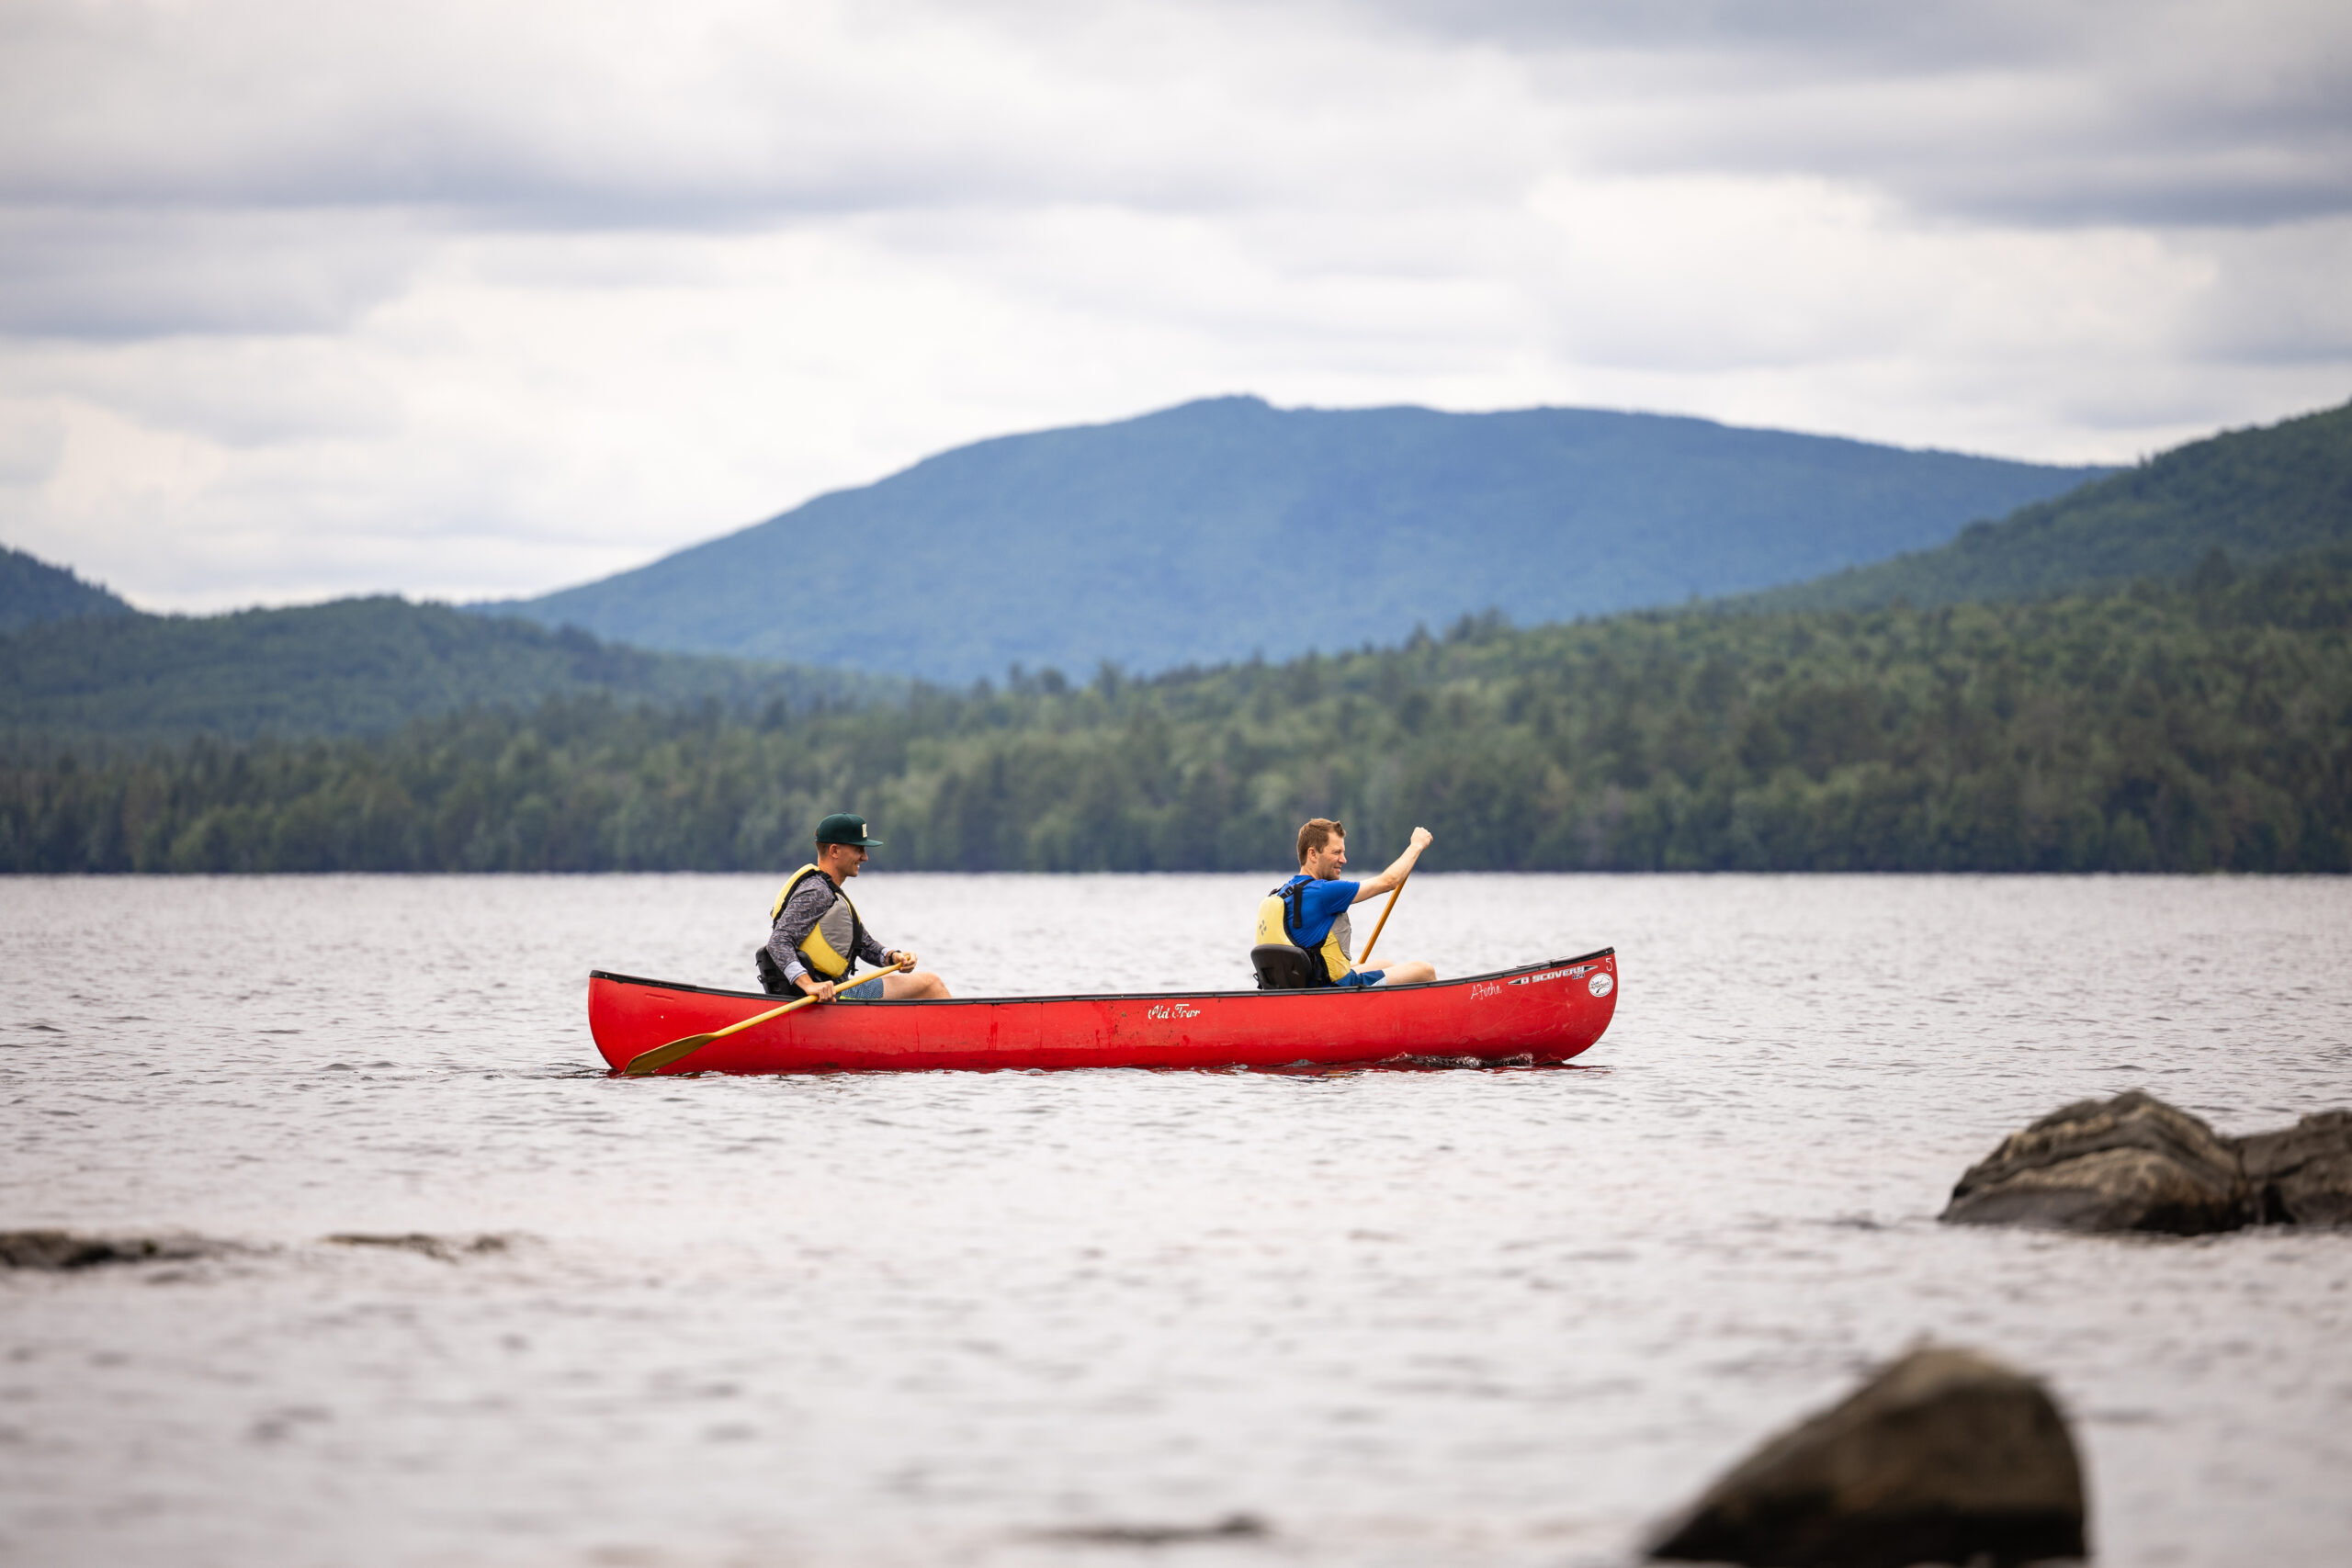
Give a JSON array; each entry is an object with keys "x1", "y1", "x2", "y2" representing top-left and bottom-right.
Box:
[{"x1": 0, "y1": 872, "x2": 2346, "y2": 1567}]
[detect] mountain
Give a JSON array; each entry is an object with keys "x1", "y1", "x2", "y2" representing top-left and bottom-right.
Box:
[
  {"x1": 1, "y1": 544, "x2": 137, "y2": 634},
  {"x1": 490, "y1": 396, "x2": 2110, "y2": 682},
  {"x1": 0, "y1": 595, "x2": 896, "y2": 744},
  {"x1": 1747, "y1": 399, "x2": 2352, "y2": 612}
]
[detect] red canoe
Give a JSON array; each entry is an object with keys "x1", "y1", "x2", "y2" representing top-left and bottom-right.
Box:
[{"x1": 588, "y1": 949, "x2": 1618, "y2": 1075}]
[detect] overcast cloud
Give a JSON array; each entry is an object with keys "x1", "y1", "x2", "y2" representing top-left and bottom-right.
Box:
[{"x1": 2, "y1": 0, "x2": 2346, "y2": 610}]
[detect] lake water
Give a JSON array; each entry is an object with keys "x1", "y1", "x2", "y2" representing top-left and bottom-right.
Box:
[{"x1": 2, "y1": 873, "x2": 2347, "y2": 1568}]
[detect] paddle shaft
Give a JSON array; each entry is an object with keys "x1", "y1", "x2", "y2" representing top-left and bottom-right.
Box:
[
  {"x1": 1356, "y1": 868, "x2": 1411, "y2": 966},
  {"x1": 621, "y1": 958, "x2": 912, "y2": 1076}
]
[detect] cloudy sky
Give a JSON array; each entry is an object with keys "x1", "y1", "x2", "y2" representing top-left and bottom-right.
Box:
[{"x1": 3, "y1": 0, "x2": 2348, "y2": 612}]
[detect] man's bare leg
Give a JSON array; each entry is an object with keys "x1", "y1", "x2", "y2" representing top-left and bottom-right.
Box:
[
  {"x1": 1373, "y1": 959, "x2": 1435, "y2": 986},
  {"x1": 879, "y1": 969, "x2": 952, "y2": 999}
]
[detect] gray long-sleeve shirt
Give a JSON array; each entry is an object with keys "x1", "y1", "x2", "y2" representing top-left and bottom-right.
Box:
[{"x1": 765, "y1": 874, "x2": 893, "y2": 986}]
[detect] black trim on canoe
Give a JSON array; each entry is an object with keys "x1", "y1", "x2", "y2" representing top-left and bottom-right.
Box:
[{"x1": 588, "y1": 949, "x2": 1615, "y2": 1009}]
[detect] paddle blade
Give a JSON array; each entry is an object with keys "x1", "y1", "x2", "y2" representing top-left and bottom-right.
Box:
[
  {"x1": 619, "y1": 985, "x2": 830, "y2": 1077},
  {"x1": 621, "y1": 1033, "x2": 716, "y2": 1077}
]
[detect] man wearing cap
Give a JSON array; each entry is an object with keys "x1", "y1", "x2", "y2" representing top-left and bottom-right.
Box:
[{"x1": 756, "y1": 813, "x2": 952, "y2": 1001}]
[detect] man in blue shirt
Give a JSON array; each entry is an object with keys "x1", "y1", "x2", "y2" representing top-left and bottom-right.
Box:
[{"x1": 1256, "y1": 818, "x2": 1436, "y2": 987}]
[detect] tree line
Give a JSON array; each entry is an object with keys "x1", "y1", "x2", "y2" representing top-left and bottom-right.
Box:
[
  {"x1": 0, "y1": 594, "x2": 896, "y2": 742},
  {"x1": 4, "y1": 548, "x2": 2347, "y2": 874}
]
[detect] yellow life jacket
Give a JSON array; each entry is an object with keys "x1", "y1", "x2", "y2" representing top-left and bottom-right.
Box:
[
  {"x1": 1254, "y1": 874, "x2": 1352, "y2": 986},
  {"x1": 769, "y1": 863, "x2": 866, "y2": 982}
]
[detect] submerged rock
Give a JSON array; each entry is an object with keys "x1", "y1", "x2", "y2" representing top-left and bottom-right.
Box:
[
  {"x1": 2236, "y1": 1110, "x2": 2352, "y2": 1226},
  {"x1": 0, "y1": 1230, "x2": 227, "y2": 1269},
  {"x1": 1939, "y1": 1090, "x2": 2251, "y2": 1235},
  {"x1": 324, "y1": 1232, "x2": 510, "y2": 1262},
  {"x1": 1648, "y1": 1346, "x2": 2086, "y2": 1568},
  {"x1": 1035, "y1": 1513, "x2": 1268, "y2": 1547}
]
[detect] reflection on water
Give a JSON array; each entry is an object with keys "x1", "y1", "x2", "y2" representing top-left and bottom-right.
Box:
[{"x1": 2, "y1": 873, "x2": 2348, "y2": 1567}]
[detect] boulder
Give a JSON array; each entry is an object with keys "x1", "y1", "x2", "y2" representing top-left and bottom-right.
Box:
[
  {"x1": 2234, "y1": 1109, "x2": 2352, "y2": 1226},
  {"x1": 1939, "y1": 1090, "x2": 2251, "y2": 1235},
  {"x1": 0, "y1": 1230, "x2": 224, "y2": 1269},
  {"x1": 1648, "y1": 1346, "x2": 2086, "y2": 1568}
]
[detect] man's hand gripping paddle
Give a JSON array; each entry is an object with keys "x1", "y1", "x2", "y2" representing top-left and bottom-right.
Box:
[{"x1": 621, "y1": 959, "x2": 911, "y2": 1077}]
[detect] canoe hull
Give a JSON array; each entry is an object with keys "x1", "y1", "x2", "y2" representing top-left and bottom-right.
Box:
[{"x1": 588, "y1": 950, "x2": 1618, "y2": 1075}]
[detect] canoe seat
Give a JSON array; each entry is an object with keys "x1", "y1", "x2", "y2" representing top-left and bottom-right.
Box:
[{"x1": 1250, "y1": 944, "x2": 1317, "y2": 990}]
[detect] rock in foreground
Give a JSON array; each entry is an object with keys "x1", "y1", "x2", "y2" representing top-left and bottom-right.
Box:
[
  {"x1": 1939, "y1": 1090, "x2": 2251, "y2": 1234},
  {"x1": 0, "y1": 1230, "x2": 227, "y2": 1269},
  {"x1": 1648, "y1": 1346, "x2": 2086, "y2": 1568},
  {"x1": 2236, "y1": 1109, "x2": 2352, "y2": 1225}
]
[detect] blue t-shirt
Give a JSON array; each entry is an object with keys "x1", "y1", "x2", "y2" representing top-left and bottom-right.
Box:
[{"x1": 1283, "y1": 875, "x2": 1359, "y2": 949}]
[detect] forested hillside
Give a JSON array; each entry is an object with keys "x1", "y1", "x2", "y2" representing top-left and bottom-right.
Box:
[
  {"x1": 493, "y1": 396, "x2": 2107, "y2": 680},
  {"x1": 10, "y1": 548, "x2": 2346, "y2": 874},
  {"x1": 0, "y1": 596, "x2": 897, "y2": 743},
  {"x1": 1756, "y1": 399, "x2": 2352, "y2": 612},
  {"x1": 0, "y1": 545, "x2": 135, "y2": 634}
]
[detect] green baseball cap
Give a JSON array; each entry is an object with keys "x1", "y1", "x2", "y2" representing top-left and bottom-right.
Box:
[{"x1": 814, "y1": 812, "x2": 884, "y2": 847}]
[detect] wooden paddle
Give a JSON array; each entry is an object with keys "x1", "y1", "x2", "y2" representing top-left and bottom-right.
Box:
[
  {"x1": 1356, "y1": 867, "x2": 1411, "y2": 967},
  {"x1": 621, "y1": 962, "x2": 910, "y2": 1077}
]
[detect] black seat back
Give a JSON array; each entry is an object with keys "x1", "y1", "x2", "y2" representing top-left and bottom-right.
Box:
[{"x1": 1250, "y1": 943, "x2": 1317, "y2": 991}]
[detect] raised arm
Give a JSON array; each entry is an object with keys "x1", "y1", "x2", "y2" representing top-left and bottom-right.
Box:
[{"x1": 1352, "y1": 826, "x2": 1433, "y2": 902}]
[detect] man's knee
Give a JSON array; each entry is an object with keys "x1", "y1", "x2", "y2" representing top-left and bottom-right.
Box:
[
  {"x1": 884, "y1": 969, "x2": 951, "y2": 1000},
  {"x1": 1378, "y1": 959, "x2": 1435, "y2": 986}
]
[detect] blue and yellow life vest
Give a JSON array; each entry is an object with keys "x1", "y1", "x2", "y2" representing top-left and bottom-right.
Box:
[{"x1": 1254, "y1": 874, "x2": 1353, "y2": 986}]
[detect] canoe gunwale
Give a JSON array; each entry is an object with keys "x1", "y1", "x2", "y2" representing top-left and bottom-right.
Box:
[{"x1": 588, "y1": 948, "x2": 1617, "y2": 1009}]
